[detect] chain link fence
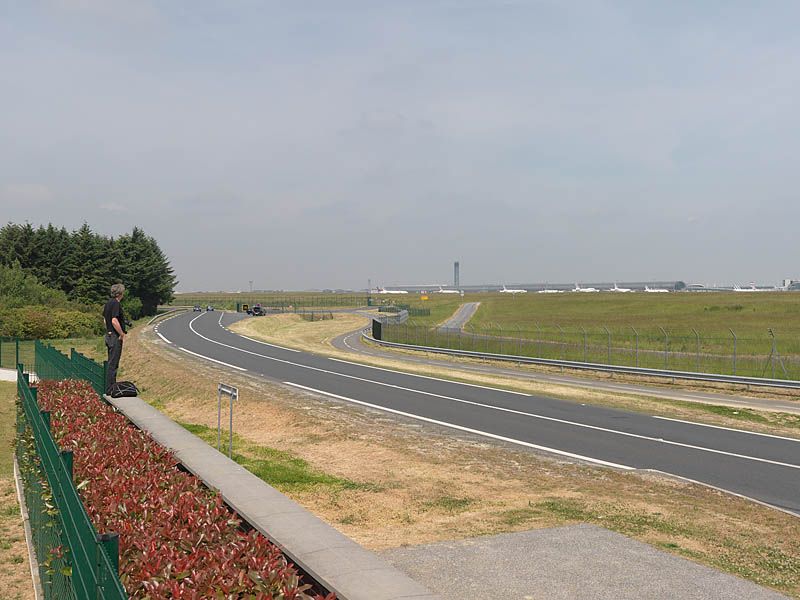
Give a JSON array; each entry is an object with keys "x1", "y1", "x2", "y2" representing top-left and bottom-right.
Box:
[{"x1": 383, "y1": 322, "x2": 800, "y2": 380}]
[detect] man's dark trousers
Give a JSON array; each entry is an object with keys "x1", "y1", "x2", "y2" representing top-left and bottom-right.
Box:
[{"x1": 105, "y1": 332, "x2": 123, "y2": 392}]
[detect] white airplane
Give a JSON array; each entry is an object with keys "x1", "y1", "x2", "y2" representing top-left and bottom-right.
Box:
[
  {"x1": 644, "y1": 286, "x2": 669, "y2": 293},
  {"x1": 572, "y1": 284, "x2": 598, "y2": 293},
  {"x1": 538, "y1": 287, "x2": 563, "y2": 294},
  {"x1": 435, "y1": 286, "x2": 462, "y2": 294},
  {"x1": 733, "y1": 284, "x2": 758, "y2": 293},
  {"x1": 372, "y1": 287, "x2": 408, "y2": 295},
  {"x1": 607, "y1": 283, "x2": 632, "y2": 293},
  {"x1": 500, "y1": 285, "x2": 527, "y2": 294}
]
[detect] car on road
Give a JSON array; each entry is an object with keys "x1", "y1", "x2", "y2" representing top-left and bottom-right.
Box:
[
  {"x1": 193, "y1": 305, "x2": 202, "y2": 312},
  {"x1": 206, "y1": 305, "x2": 214, "y2": 311},
  {"x1": 251, "y1": 304, "x2": 265, "y2": 316}
]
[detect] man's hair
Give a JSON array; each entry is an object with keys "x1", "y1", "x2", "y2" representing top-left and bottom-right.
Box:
[{"x1": 110, "y1": 283, "x2": 125, "y2": 298}]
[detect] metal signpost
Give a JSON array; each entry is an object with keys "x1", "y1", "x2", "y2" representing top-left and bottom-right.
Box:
[{"x1": 217, "y1": 382, "x2": 239, "y2": 458}]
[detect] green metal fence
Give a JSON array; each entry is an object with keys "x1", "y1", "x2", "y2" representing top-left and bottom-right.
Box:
[{"x1": 16, "y1": 346, "x2": 126, "y2": 599}]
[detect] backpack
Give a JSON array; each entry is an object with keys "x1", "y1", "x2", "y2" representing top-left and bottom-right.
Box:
[{"x1": 107, "y1": 381, "x2": 139, "y2": 398}]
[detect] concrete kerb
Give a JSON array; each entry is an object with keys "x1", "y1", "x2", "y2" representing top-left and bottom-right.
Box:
[{"x1": 104, "y1": 394, "x2": 439, "y2": 600}]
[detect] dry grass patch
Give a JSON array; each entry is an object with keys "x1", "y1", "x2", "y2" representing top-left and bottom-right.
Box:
[
  {"x1": 0, "y1": 381, "x2": 34, "y2": 600},
  {"x1": 123, "y1": 326, "x2": 800, "y2": 597}
]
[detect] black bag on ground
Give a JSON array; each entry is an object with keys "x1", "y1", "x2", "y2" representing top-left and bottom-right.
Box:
[{"x1": 107, "y1": 381, "x2": 139, "y2": 398}]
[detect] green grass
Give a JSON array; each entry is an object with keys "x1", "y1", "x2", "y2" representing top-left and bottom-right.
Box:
[
  {"x1": 0, "y1": 382, "x2": 16, "y2": 478},
  {"x1": 470, "y1": 292, "x2": 800, "y2": 338},
  {"x1": 178, "y1": 421, "x2": 372, "y2": 493},
  {"x1": 383, "y1": 292, "x2": 800, "y2": 379}
]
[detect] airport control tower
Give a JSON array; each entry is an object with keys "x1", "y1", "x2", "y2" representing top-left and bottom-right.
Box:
[{"x1": 454, "y1": 261, "x2": 460, "y2": 288}]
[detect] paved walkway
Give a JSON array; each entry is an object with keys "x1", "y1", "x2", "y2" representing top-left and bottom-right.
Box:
[
  {"x1": 383, "y1": 525, "x2": 789, "y2": 600},
  {"x1": 0, "y1": 368, "x2": 17, "y2": 382},
  {"x1": 437, "y1": 302, "x2": 480, "y2": 331}
]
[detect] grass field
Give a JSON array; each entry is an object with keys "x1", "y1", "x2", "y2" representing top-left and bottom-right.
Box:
[{"x1": 383, "y1": 292, "x2": 800, "y2": 379}]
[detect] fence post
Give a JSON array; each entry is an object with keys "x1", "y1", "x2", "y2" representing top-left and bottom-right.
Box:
[
  {"x1": 692, "y1": 328, "x2": 700, "y2": 372},
  {"x1": 603, "y1": 326, "x2": 611, "y2": 365},
  {"x1": 659, "y1": 326, "x2": 668, "y2": 370},
  {"x1": 769, "y1": 329, "x2": 776, "y2": 379},
  {"x1": 97, "y1": 531, "x2": 120, "y2": 592},
  {"x1": 729, "y1": 329, "x2": 737, "y2": 375},
  {"x1": 496, "y1": 323, "x2": 504, "y2": 354},
  {"x1": 516, "y1": 325, "x2": 522, "y2": 356},
  {"x1": 60, "y1": 450, "x2": 74, "y2": 481},
  {"x1": 16, "y1": 338, "x2": 19, "y2": 370},
  {"x1": 535, "y1": 324, "x2": 542, "y2": 358},
  {"x1": 631, "y1": 326, "x2": 639, "y2": 367},
  {"x1": 580, "y1": 326, "x2": 587, "y2": 363},
  {"x1": 556, "y1": 325, "x2": 566, "y2": 360}
]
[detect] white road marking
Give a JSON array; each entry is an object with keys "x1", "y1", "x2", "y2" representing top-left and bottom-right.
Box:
[
  {"x1": 178, "y1": 347, "x2": 246, "y2": 371},
  {"x1": 218, "y1": 312, "x2": 224, "y2": 326},
  {"x1": 641, "y1": 468, "x2": 800, "y2": 518},
  {"x1": 653, "y1": 415, "x2": 800, "y2": 443},
  {"x1": 328, "y1": 357, "x2": 531, "y2": 396},
  {"x1": 156, "y1": 331, "x2": 170, "y2": 344},
  {"x1": 236, "y1": 333, "x2": 300, "y2": 353},
  {"x1": 283, "y1": 382, "x2": 633, "y2": 471},
  {"x1": 186, "y1": 313, "x2": 800, "y2": 469}
]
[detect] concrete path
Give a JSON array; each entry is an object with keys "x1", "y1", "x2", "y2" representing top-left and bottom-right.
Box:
[
  {"x1": 437, "y1": 302, "x2": 480, "y2": 331},
  {"x1": 383, "y1": 525, "x2": 789, "y2": 600},
  {"x1": 0, "y1": 368, "x2": 17, "y2": 382}
]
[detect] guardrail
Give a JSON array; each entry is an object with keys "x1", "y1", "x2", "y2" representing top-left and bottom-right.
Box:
[
  {"x1": 364, "y1": 325, "x2": 800, "y2": 390},
  {"x1": 16, "y1": 362, "x2": 127, "y2": 599}
]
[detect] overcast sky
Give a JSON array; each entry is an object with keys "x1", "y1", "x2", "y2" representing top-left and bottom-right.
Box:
[{"x1": 2, "y1": 1, "x2": 799, "y2": 291}]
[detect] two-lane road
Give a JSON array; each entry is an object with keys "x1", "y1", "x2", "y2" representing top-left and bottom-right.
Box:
[{"x1": 157, "y1": 311, "x2": 800, "y2": 516}]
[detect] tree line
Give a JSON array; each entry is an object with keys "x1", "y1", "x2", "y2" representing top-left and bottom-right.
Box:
[{"x1": 0, "y1": 223, "x2": 176, "y2": 316}]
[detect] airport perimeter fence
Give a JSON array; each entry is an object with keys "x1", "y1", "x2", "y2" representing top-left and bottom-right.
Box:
[
  {"x1": 15, "y1": 344, "x2": 126, "y2": 599},
  {"x1": 175, "y1": 294, "x2": 369, "y2": 311},
  {"x1": 382, "y1": 321, "x2": 800, "y2": 380}
]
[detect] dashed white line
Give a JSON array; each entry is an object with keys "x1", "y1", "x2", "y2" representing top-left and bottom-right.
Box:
[
  {"x1": 156, "y1": 331, "x2": 170, "y2": 344},
  {"x1": 653, "y1": 415, "x2": 800, "y2": 443},
  {"x1": 178, "y1": 347, "x2": 246, "y2": 371},
  {"x1": 328, "y1": 356, "x2": 531, "y2": 396},
  {"x1": 283, "y1": 381, "x2": 633, "y2": 471},
  {"x1": 186, "y1": 313, "x2": 800, "y2": 469},
  {"x1": 236, "y1": 333, "x2": 300, "y2": 353}
]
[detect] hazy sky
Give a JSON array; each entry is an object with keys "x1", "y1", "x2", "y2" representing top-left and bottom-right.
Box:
[{"x1": 2, "y1": 1, "x2": 799, "y2": 291}]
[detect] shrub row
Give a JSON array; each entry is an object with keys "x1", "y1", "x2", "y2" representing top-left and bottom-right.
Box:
[
  {"x1": 0, "y1": 306, "x2": 103, "y2": 339},
  {"x1": 37, "y1": 380, "x2": 335, "y2": 600}
]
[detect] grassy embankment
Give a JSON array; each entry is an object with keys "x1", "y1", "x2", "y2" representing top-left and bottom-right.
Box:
[
  {"x1": 379, "y1": 292, "x2": 800, "y2": 378},
  {"x1": 123, "y1": 321, "x2": 800, "y2": 597},
  {"x1": 0, "y1": 381, "x2": 34, "y2": 599}
]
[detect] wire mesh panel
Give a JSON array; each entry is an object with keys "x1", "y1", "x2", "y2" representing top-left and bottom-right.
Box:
[
  {"x1": 16, "y1": 359, "x2": 127, "y2": 600},
  {"x1": 382, "y1": 322, "x2": 800, "y2": 382}
]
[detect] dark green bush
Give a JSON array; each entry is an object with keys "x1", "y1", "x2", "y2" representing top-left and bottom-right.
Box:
[{"x1": 0, "y1": 306, "x2": 102, "y2": 339}]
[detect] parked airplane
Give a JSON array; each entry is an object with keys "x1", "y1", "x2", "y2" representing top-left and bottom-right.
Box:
[
  {"x1": 435, "y1": 286, "x2": 462, "y2": 294},
  {"x1": 644, "y1": 286, "x2": 670, "y2": 293},
  {"x1": 607, "y1": 283, "x2": 632, "y2": 293},
  {"x1": 500, "y1": 285, "x2": 527, "y2": 294},
  {"x1": 538, "y1": 287, "x2": 564, "y2": 294},
  {"x1": 733, "y1": 284, "x2": 758, "y2": 293},
  {"x1": 572, "y1": 284, "x2": 598, "y2": 293},
  {"x1": 372, "y1": 287, "x2": 408, "y2": 295}
]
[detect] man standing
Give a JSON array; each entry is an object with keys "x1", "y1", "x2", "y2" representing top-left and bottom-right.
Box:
[{"x1": 103, "y1": 283, "x2": 127, "y2": 393}]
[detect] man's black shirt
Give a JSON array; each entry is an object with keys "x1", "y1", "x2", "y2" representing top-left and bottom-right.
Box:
[{"x1": 103, "y1": 298, "x2": 127, "y2": 334}]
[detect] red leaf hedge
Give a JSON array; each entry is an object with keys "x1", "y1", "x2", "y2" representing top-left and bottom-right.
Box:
[{"x1": 37, "y1": 379, "x2": 335, "y2": 600}]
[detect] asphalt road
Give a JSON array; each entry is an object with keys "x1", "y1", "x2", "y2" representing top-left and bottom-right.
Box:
[{"x1": 157, "y1": 311, "x2": 800, "y2": 516}]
